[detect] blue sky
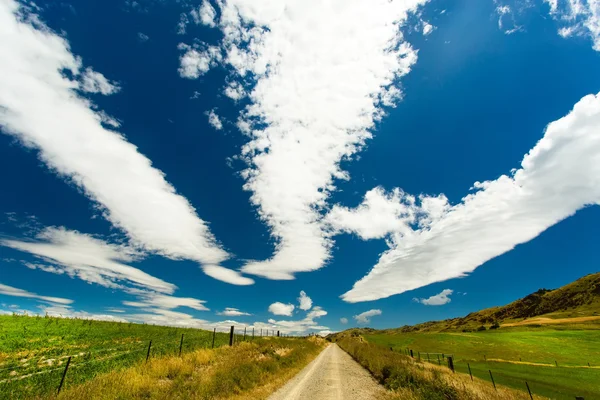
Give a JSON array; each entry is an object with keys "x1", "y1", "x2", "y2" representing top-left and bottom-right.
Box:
[{"x1": 1, "y1": 0, "x2": 600, "y2": 334}]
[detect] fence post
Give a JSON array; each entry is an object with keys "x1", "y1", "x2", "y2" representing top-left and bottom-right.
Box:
[
  {"x1": 427, "y1": 353, "x2": 430, "y2": 362},
  {"x1": 229, "y1": 326, "x2": 234, "y2": 346},
  {"x1": 179, "y1": 334, "x2": 184, "y2": 357},
  {"x1": 437, "y1": 354, "x2": 441, "y2": 365},
  {"x1": 489, "y1": 370, "x2": 496, "y2": 390},
  {"x1": 277, "y1": 330, "x2": 280, "y2": 337},
  {"x1": 57, "y1": 356, "x2": 71, "y2": 394},
  {"x1": 555, "y1": 360, "x2": 558, "y2": 367},
  {"x1": 253, "y1": 328, "x2": 255, "y2": 339},
  {"x1": 448, "y1": 356, "x2": 455, "y2": 372},
  {"x1": 212, "y1": 328, "x2": 216, "y2": 348},
  {"x1": 146, "y1": 340, "x2": 152, "y2": 362},
  {"x1": 467, "y1": 363, "x2": 473, "y2": 381},
  {"x1": 410, "y1": 349, "x2": 414, "y2": 358},
  {"x1": 525, "y1": 381, "x2": 533, "y2": 400},
  {"x1": 244, "y1": 327, "x2": 247, "y2": 340}
]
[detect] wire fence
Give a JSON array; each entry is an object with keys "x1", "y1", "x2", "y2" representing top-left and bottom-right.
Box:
[
  {"x1": 396, "y1": 346, "x2": 596, "y2": 400},
  {"x1": 0, "y1": 323, "x2": 297, "y2": 399}
]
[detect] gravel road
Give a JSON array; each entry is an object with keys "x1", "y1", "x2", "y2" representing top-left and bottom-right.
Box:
[{"x1": 268, "y1": 343, "x2": 385, "y2": 400}]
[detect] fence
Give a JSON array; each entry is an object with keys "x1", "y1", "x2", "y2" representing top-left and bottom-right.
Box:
[
  {"x1": 396, "y1": 347, "x2": 594, "y2": 400},
  {"x1": 0, "y1": 323, "x2": 296, "y2": 399}
]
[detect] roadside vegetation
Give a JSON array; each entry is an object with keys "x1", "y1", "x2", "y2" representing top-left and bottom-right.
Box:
[
  {"x1": 0, "y1": 314, "x2": 324, "y2": 399},
  {"x1": 53, "y1": 336, "x2": 324, "y2": 400},
  {"x1": 361, "y1": 327, "x2": 600, "y2": 400},
  {"x1": 332, "y1": 335, "x2": 543, "y2": 400}
]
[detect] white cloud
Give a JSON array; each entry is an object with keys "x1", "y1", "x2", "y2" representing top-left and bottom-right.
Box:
[
  {"x1": 177, "y1": 12, "x2": 189, "y2": 35},
  {"x1": 414, "y1": 289, "x2": 453, "y2": 305},
  {"x1": 80, "y1": 67, "x2": 120, "y2": 95},
  {"x1": 422, "y1": 21, "x2": 434, "y2": 35},
  {"x1": 342, "y1": 91, "x2": 600, "y2": 302},
  {"x1": 259, "y1": 305, "x2": 328, "y2": 334},
  {"x1": 217, "y1": 307, "x2": 251, "y2": 316},
  {"x1": 326, "y1": 187, "x2": 441, "y2": 240},
  {"x1": 353, "y1": 309, "x2": 382, "y2": 324},
  {"x1": 123, "y1": 292, "x2": 209, "y2": 311},
  {"x1": 2, "y1": 227, "x2": 176, "y2": 293},
  {"x1": 297, "y1": 290, "x2": 312, "y2": 311},
  {"x1": 268, "y1": 302, "x2": 295, "y2": 316},
  {"x1": 190, "y1": 0, "x2": 428, "y2": 281},
  {"x1": 0, "y1": 283, "x2": 73, "y2": 305},
  {"x1": 178, "y1": 43, "x2": 222, "y2": 79},
  {"x1": 545, "y1": 0, "x2": 600, "y2": 50},
  {"x1": 207, "y1": 108, "x2": 223, "y2": 130},
  {"x1": 223, "y1": 81, "x2": 246, "y2": 101},
  {"x1": 494, "y1": 3, "x2": 523, "y2": 35},
  {"x1": 202, "y1": 264, "x2": 254, "y2": 285},
  {"x1": 192, "y1": 0, "x2": 217, "y2": 27},
  {"x1": 340, "y1": 317, "x2": 348, "y2": 324},
  {"x1": 0, "y1": 1, "x2": 243, "y2": 284},
  {"x1": 137, "y1": 32, "x2": 149, "y2": 42}
]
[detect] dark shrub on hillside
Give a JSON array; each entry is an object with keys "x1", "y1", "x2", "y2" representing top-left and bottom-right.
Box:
[
  {"x1": 490, "y1": 321, "x2": 500, "y2": 329},
  {"x1": 477, "y1": 325, "x2": 487, "y2": 331}
]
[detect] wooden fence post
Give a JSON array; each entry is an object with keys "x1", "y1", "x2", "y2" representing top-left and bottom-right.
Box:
[
  {"x1": 525, "y1": 381, "x2": 533, "y2": 400},
  {"x1": 447, "y1": 356, "x2": 455, "y2": 372},
  {"x1": 57, "y1": 356, "x2": 71, "y2": 394},
  {"x1": 410, "y1": 349, "x2": 414, "y2": 358},
  {"x1": 489, "y1": 370, "x2": 496, "y2": 390},
  {"x1": 212, "y1": 328, "x2": 216, "y2": 348},
  {"x1": 146, "y1": 340, "x2": 152, "y2": 362},
  {"x1": 229, "y1": 326, "x2": 234, "y2": 346},
  {"x1": 437, "y1": 354, "x2": 441, "y2": 365},
  {"x1": 467, "y1": 363, "x2": 473, "y2": 381},
  {"x1": 179, "y1": 334, "x2": 184, "y2": 357},
  {"x1": 277, "y1": 330, "x2": 280, "y2": 337},
  {"x1": 253, "y1": 328, "x2": 255, "y2": 339},
  {"x1": 244, "y1": 327, "x2": 246, "y2": 340},
  {"x1": 427, "y1": 353, "x2": 430, "y2": 362}
]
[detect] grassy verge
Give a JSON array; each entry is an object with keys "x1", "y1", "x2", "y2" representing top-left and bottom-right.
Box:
[
  {"x1": 0, "y1": 314, "x2": 231, "y2": 398},
  {"x1": 362, "y1": 327, "x2": 600, "y2": 399},
  {"x1": 333, "y1": 336, "x2": 544, "y2": 400},
  {"x1": 50, "y1": 336, "x2": 324, "y2": 400}
]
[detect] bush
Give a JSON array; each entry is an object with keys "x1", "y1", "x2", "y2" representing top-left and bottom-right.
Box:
[
  {"x1": 490, "y1": 321, "x2": 500, "y2": 329},
  {"x1": 477, "y1": 325, "x2": 487, "y2": 331}
]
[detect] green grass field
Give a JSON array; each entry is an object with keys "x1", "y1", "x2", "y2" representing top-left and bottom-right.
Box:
[
  {"x1": 364, "y1": 327, "x2": 600, "y2": 399},
  {"x1": 0, "y1": 314, "x2": 235, "y2": 399}
]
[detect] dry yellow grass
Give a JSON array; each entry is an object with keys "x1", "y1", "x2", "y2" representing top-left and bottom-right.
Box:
[
  {"x1": 51, "y1": 338, "x2": 325, "y2": 400},
  {"x1": 335, "y1": 336, "x2": 548, "y2": 400},
  {"x1": 502, "y1": 315, "x2": 600, "y2": 327}
]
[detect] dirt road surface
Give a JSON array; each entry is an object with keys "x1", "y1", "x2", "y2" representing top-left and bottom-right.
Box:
[{"x1": 268, "y1": 343, "x2": 385, "y2": 400}]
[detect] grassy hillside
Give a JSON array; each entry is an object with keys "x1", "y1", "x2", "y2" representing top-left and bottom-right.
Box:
[
  {"x1": 0, "y1": 314, "x2": 232, "y2": 398},
  {"x1": 328, "y1": 273, "x2": 600, "y2": 399},
  {"x1": 394, "y1": 272, "x2": 600, "y2": 333}
]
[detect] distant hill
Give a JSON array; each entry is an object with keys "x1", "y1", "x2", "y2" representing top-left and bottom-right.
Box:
[{"x1": 368, "y1": 272, "x2": 600, "y2": 334}]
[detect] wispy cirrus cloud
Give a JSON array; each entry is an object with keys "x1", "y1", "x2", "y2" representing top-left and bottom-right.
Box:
[
  {"x1": 414, "y1": 289, "x2": 453, "y2": 306},
  {"x1": 353, "y1": 309, "x2": 382, "y2": 324},
  {"x1": 217, "y1": 307, "x2": 251, "y2": 316},
  {"x1": 545, "y1": 0, "x2": 600, "y2": 50},
  {"x1": 2, "y1": 227, "x2": 175, "y2": 294},
  {"x1": 179, "y1": 0, "x2": 429, "y2": 281},
  {"x1": 0, "y1": 0, "x2": 251, "y2": 285},
  {"x1": 0, "y1": 283, "x2": 73, "y2": 305},
  {"x1": 342, "y1": 91, "x2": 600, "y2": 302}
]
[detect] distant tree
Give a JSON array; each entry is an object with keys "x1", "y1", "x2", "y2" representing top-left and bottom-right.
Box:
[
  {"x1": 490, "y1": 321, "x2": 500, "y2": 329},
  {"x1": 477, "y1": 325, "x2": 487, "y2": 331}
]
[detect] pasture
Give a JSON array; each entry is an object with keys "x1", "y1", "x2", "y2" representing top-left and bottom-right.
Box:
[{"x1": 364, "y1": 326, "x2": 600, "y2": 399}]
